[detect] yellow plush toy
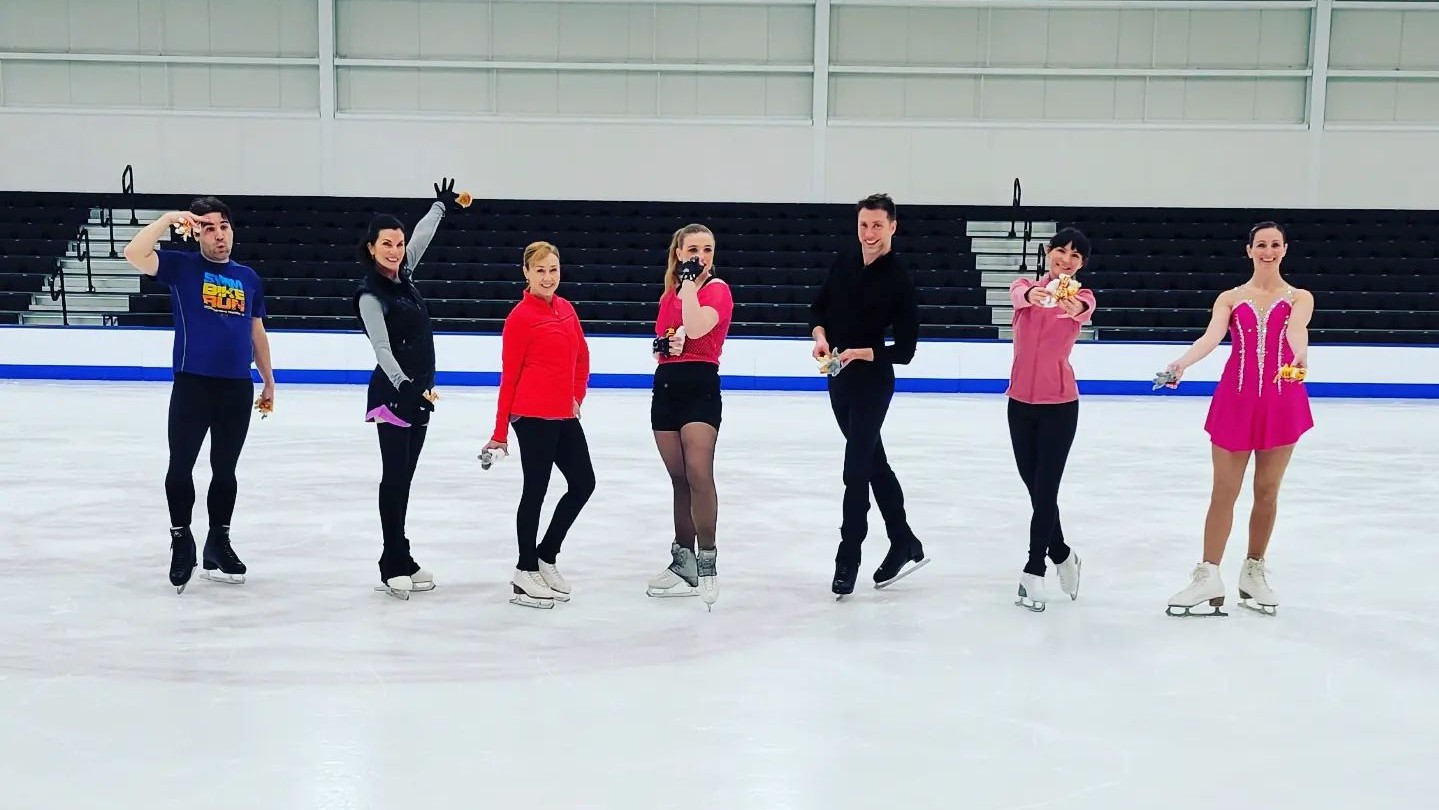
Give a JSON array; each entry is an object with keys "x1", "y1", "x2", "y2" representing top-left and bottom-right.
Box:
[{"x1": 1274, "y1": 364, "x2": 1307, "y2": 383}]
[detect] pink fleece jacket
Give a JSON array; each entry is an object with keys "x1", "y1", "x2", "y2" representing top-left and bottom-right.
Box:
[{"x1": 1006, "y1": 275, "x2": 1098, "y2": 404}]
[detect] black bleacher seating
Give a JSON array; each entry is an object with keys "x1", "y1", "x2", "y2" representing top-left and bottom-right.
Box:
[{"x1": 1, "y1": 191, "x2": 1436, "y2": 344}]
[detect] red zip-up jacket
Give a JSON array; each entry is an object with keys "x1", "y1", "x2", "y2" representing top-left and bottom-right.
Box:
[{"x1": 491, "y1": 291, "x2": 590, "y2": 443}]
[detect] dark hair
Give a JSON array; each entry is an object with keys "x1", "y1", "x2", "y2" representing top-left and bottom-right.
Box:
[
  {"x1": 189, "y1": 196, "x2": 232, "y2": 224},
  {"x1": 857, "y1": 193, "x2": 897, "y2": 221},
  {"x1": 358, "y1": 214, "x2": 407, "y2": 266},
  {"x1": 1038, "y1": 227, "x2": 1091, "y2": 280},
  {"x1": 1048, "y1": 227, "x2": 1091, "y2": 261},
  {"x1": 1248, "y1": 221, "x2": 1287, "y2": 245}
]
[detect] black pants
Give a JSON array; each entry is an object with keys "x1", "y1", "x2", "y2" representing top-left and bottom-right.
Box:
[
  {"x1": 166, "y1": 371, "x2": 254, "y2": 529},
  {"x1": 1007, "y1": 398, "x2": 1079, "y2": 576},
  {"x1": 377, "y1": 423, "x2": 427, "y2": 581},
  {"x1": 513, "y1": 417, "x2": 596, "y2": 571},
  {"x1": 827, "y1": 362, "x2": 919, "y2": 565}
]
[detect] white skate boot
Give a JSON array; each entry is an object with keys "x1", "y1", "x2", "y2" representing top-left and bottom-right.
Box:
[
  {"x1": 1166, "y1": 562, "x2": 1226, "y2": 617},
  {"x1": 411, "y1": 568, "x2": 435, "y2": 592},
  {"x1": 1016, "y1": 572, "x2": 1048, "y2": 612},
  {"x1": 697, "y1": 548, "x2": 718, "y2": 611},
  {"x1": 511, "y1": 569, "x2": 556, "y2": 609},
  {"x1": 1055, "y1": 552, "x2": 1082, "y2": 601},
  {"x1": 538, "y1": 560, "x2": 571, "y2": 602},
  {"x1": 1238, "y1": 557, "x2": 1277, "y2": 616},
  {"x1": 646, "y1": 542, "x2": 698, "y2": 598}
]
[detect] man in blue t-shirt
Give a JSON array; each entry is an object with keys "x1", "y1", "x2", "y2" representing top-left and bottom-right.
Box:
[{"x1": 122, "y1": 196, "x2": 275, "y2": 595}]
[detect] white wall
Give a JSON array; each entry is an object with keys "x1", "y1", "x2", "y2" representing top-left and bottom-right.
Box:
[
  {"x1": 4, "y1": 0, "x2": 1439, "y2": 209},
  {"x1": 2, "y1": 326, "x2": 1437, "y2": 399}
]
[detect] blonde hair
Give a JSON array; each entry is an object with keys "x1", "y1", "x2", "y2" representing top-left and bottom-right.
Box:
[
  {"x1": 523, "y1": 241, "x2": 559, "y2": 270},
  {"x1": 663, "y1": 224, "x2": 714, "y2": 299}
]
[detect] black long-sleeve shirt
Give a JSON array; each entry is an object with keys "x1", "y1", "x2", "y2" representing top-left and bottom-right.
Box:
[{"x1": 808, "y1": 248, "x2": 920, "y2": 365}]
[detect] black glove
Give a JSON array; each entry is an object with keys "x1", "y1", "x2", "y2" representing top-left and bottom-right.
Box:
[
  {"x1": 392, "y1": 379, "x2": 435, "y2": 424},
  {"x1": 676, "y1": 257, "x2": 703, "y2": 283},
  {"x1": 652, "y1": 332, "x2": 672, "y2": 355},
  {"x1": 433, "y1": 178, "x2": 461, "y2": 212}
]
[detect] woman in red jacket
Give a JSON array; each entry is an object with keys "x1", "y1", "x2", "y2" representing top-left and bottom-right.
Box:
[{"x1": 483, "y1": 241, "x2": 595, "y2": 609}]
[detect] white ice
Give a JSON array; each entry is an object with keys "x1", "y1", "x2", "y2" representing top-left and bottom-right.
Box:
[{"x1": 1, "y1": 380, "x2": 1435, "y2": 810}]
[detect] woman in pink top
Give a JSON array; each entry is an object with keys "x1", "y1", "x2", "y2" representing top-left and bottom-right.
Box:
[
  {"x1": 1006, "y1": 228, "x2": 1097, "y2": 612},
  {"x1": 643, "y1": 223, "x2": 733, "y2": 610},
  {"x1": 1160, "y1": 221, "x2": 1313, "y2": 618}
]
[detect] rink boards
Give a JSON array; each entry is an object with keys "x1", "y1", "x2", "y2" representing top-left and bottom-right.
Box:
[{"x1": 2, "y1": 325, "x2": 1437, "y2": 398}]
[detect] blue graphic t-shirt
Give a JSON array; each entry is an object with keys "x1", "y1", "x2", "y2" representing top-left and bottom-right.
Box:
[{"x1": 155, "y1": 249, "x2": 267, "y2": 380}]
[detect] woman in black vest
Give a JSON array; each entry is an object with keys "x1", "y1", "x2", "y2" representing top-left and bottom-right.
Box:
[{"x1": 353, "y1": 180, "x2": 463, "y2": 599}]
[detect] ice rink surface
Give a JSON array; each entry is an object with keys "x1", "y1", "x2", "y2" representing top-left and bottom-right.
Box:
[{"x1": 1, "y1": 380, "x2": 1434, "y2": 810}]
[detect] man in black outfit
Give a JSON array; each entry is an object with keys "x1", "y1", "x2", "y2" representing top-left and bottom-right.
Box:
[{"x1": 809, "y1": 193, "x2": 927, "y2": 597}]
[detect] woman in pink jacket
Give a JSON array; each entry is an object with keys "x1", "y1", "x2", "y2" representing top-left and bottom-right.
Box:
[{"x1": 1005, "y1": 228, "x2": 1097, "y2": 612}]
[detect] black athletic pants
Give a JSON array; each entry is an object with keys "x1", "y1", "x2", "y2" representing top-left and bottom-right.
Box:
[
  {"x1": 512, "y1": 417, "x2": 596, "y2": 571},
  {"x1": 377, "y1": 423, "x2": 427, "y2": 581},
  {"x1": 166, "y1": 371, "x2": 254, "y2": 529},
  {"x1": 827, "y1": 362, "x2": 919, "y2": 565},
  {"x1": 1007, "y1": 398, "x2": 1078, "y2": 576}
]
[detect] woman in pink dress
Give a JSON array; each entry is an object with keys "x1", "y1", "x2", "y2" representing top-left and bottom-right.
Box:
[{"x1": 1158, "y1": 221, "x2": 1314, "y2": 617}]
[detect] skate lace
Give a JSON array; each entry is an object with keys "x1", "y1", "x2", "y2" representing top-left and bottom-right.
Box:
[
  {"x1": 213, "y1": 537, "x2": 241, "y2": 567},
  {"x1": 697, "y1": 551, "x2": 716, "y2": 578},
  {"x1": 1244, "y1": 559, "x2": 1269, "y2": 586}
]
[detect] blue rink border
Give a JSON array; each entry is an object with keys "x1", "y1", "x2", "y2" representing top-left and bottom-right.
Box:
[{"x1": 2, "y1": 365, "x2": 1437, "y2": 399}]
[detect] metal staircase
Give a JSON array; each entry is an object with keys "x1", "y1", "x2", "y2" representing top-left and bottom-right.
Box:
[
  {"x1": 977, "y1": 179, "x2": 1094, "y2": 341},
  {"x1": 24, "y1": 165, "x2": 152, "y2": 326}
]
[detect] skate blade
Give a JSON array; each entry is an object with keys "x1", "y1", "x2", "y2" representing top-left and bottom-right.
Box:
[
  {"x1": 875, "y1": 557, "x2": 930, "y2": 589},
  {"x1": 1065, "y1": 558, "x2": 1082, "y2": 601},
  {"x1": 1239, "y1": 598, "x2": 1277, "y2": 616},
  {"x1": 373, "y1": 585, "x2": 411, "y2": 601},
  {"x1": 646, "y1": 587, "x2": 698, "y2": 598},
  {"x1": 1165, "y1": 599, "x2": 1227, "y2": 617},
  {"x1": 510, "y1": 595, "x2": 555, "y2": 609},
  {"x1": 548, "y1": 591, "x2": 571, "y2": 602},
  {"x1": 1015, "y1": 597, "x2": 1046, "y2": 613},
  {"x1": 201, "y1": 570, "x2": 245, "y2": 585},
  {"x1": 410, "y1": 581, "x2": 436, "y2": 592}
]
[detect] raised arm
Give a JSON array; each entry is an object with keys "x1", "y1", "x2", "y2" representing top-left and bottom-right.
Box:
[
  {"x1": 403, "y1": 201, "x2": 446, "y2": 276},
  {"x1": 1170, "y1": 290, "x2": 1236, "y2": 372},
  {"x1": 679, "y1": 279, "x2": 723, "y2": 339},
  {"x1": 358, "y1": 293, "x2": 411, "y2": 389},
  {"x1": 123, "y1": 211, "x2": 194, "y2": 277}
]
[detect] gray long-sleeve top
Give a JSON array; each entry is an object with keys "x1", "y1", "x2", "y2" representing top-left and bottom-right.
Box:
[{"x1": 357, "y1": 201, "x2": 445, "y2": 388}]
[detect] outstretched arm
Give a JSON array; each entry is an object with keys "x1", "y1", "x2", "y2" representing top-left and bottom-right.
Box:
[{"x1": 1171, "y1": 291, "x2": 1235, "y2": 371}]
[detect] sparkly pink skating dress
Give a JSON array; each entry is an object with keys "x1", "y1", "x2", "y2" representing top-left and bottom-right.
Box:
[{"x1": 1203, "y1": 288, "x2": 1314, "y2": 452}]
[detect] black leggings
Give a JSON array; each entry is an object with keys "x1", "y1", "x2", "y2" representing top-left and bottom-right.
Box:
[
  {"x1": 827, "y1": 363, "x2": 919, "y2": 565},
  {"x1": 166, "y1": 371, "x2": 254, "y2": 529},
  {"x1": 377, "y1": 423, "x2": 427, "y2": 581},
  {"x1": 513, "y1": 417, "x2": 596, "y2": 571},
  {"x1": 1007, "y1": 398, "x2": 1079, "y2": 576}
]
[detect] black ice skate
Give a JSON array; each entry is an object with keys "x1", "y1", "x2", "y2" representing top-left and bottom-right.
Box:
[
  {"x1": 201, "y1": 526, "x2": 247, "y2": 585},
  {"x1": 169, "y1": 527, "x2": 196, "y2": 594},
  {"x1": 873, "y1": 539, "x2": 930, "y2": 589},
  {"x1": 832, "y1": 562, "x2": 857, "y2": 599}
]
